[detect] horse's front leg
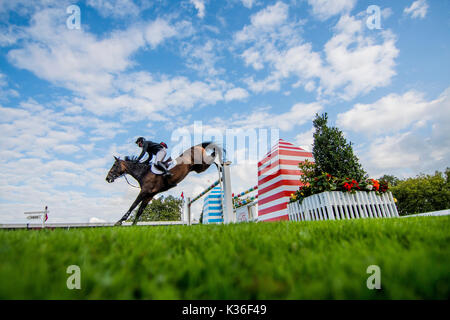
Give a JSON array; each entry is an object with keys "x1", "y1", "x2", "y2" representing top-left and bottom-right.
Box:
[
  {"x1": 132, "y1": 195, "x2": 153, "y2": 225},
  {"x1": 115, "y1": 192, "x2": 144, "y2": 226}
]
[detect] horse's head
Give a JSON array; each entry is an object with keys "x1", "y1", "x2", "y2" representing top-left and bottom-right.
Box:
[{"x1": 106, "y1": 156, "x2": 127, "y2": 183}]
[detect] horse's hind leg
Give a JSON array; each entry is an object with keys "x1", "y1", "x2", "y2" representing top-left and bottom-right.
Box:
[
  {"x1": 115, "y1": 192, "x2": 144, "y2": 226},
  {"x1": 132, "y1": 195, "x2": 153, "y2": 225}
]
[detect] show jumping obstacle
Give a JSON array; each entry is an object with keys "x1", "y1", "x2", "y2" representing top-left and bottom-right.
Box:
[
  {"x1": 188, "y1": 139, "x2": 314, "y2": 223},
  {"x1": 187, "y1": 138, "x2": 399, "y2": 224},
  {"x1": 185, "y1": 161, "x2": 234, "y2": 225},
  {"x1": 257, "y1": 139, "x2": 314, "y2": 222},
  {"x1": 233, "y1": 186, "x2": 258, "y2": 208},
  {"x1": 202, "y1": 186, "x2": 224, "y2": 224},
  {"x1": 233, "y1": 186, "x2": 258, "y2": 222}
]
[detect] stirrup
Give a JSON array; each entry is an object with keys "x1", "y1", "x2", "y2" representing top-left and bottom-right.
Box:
[{"x1": 163, "y1": 170, "x2": 173, "y2": 177}]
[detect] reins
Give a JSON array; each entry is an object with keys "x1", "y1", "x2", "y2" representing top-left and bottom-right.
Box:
[{"x1": 123, "y1": 174, "x2": 140, "y2": 188}]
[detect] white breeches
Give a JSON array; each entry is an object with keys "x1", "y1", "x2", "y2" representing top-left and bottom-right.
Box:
[{"x1": 155, "y1": 148, "x2": 167, "y2": 162}]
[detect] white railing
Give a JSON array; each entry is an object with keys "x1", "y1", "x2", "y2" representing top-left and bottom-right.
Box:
[
  {"x1": 400, "y1": 209, "x2": 450, "y2": 217},
  {"x1": 0, "y1": 221, "x2": 188, "y2": 230},
  {"x1": 288, "y1": 191, "x2": 399, "y2": 221}
]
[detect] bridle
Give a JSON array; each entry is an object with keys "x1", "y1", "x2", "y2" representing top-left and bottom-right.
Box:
[{"x1": 107, "y1": 162, "x2": 140, "y2": 188}]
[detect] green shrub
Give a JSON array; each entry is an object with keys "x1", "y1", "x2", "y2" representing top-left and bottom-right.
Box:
[
  {"x1": 312, "y1": 113, "x2": 367, "y2": 181},
  {"x1": 391, "y1": 168, "x2": 450, "y2": 215}
]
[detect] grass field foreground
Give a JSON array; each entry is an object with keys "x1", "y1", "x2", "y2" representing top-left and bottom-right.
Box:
[{"x1": 0, "y1": 216, "x2": 449, "y2": 299}]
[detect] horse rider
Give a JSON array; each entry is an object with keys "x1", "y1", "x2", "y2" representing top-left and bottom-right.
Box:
[{"x1": 135, "y1": 137, "x2": 172, "y2": 176}]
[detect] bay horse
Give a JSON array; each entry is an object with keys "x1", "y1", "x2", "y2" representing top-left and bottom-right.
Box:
[{"x1": 106, "y1": 142, "x2": 223, "y2": 226}]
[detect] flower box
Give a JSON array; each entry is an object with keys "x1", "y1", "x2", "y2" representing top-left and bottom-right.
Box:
[{"x1": 287, "y1": 191, "x2": 399, "y2": 221}]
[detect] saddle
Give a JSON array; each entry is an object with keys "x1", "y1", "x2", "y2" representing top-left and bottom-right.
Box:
[{"x1": 150, "y1": 157, "x2": 176, "y2": 175}]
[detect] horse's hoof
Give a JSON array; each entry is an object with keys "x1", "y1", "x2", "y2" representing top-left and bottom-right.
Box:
[{"x1": 114, "y1": 221, "x2": 123, "y2": 226}]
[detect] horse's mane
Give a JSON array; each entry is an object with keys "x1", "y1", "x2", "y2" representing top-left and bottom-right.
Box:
[
  {"x1": 123, "y1": 156, "x2": 150, "y2": 168},
  {"x1": 124, "y1": 155, "x2": 138, "y2": 162}
]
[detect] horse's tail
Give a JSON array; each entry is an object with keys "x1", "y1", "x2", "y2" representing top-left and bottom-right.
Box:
[{"x1": 200, "y1": 141, "x2": 225, "y2": 166}]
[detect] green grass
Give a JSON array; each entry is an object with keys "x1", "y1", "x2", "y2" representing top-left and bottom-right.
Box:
[{"x1": 0, "y1": 216, "x2": 449, "y2": 299}]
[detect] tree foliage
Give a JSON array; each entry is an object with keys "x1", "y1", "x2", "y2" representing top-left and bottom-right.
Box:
[
  {"x1": 312, "y1": 113, "x2": 367, "y2": 181},
  {"x1": 390, "y1": 168, "x2": 450, "y2": 216},
  {"x1": 128, "y1": 195, "x2": 183, "y2": 222},
  {"x1": 379, "y1": 174, "x2": 400, "y2": 187}
]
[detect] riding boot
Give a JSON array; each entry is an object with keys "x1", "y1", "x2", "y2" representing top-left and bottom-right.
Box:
[{"x1": 157, "y1": 161, "x2": 172, "y2": 176}]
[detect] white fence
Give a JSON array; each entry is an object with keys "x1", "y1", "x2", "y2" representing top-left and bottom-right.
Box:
[
  {"x1": 288, "y1": 191, "x2": 399, "y2": 221},
  {"x1": 235, "y1": 201, "x2": 258, "y2": 222},
  {"x1": 400, "y1": 209, "x2": 450, "y2": 217},
  {"x1": 0, "y1": 221, "x2": 187, "y2": 230}
]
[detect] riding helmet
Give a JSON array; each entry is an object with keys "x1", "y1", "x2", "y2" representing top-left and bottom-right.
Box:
[{"x1": 135, "y1": 137, "x2": 145, "y2": 144}]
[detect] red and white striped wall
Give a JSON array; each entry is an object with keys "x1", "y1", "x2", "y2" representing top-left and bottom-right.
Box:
[{"x1": 257, "y1": 139, "x2": 314, "y2": 222}]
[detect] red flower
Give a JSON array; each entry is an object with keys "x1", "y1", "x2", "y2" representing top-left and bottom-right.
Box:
[
  {"x1": 343, "y1": 182, "x2": 352, "y2": 191},
  {"x1": 371, "y1": 179, "x2": 380, "y2": 191}
]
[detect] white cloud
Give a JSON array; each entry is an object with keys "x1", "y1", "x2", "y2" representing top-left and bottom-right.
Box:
[
  {"x1": 235, "y1": 1, "x2": 289, "y2": 42},
  {"x1": 235, "y1": 5, "x2": 399, "y2": 100},
  {"x1": 182, "y1": 40, "x2": 224, "y2": 76},
  {"x1": 144, "y1": 18, "x2": 179, "y2": 48},
  {"x1": 273, "y1": 43, "x2": 323, "y2": 82},
  {"x1": 337, "y1": 90, "x2": 434, "y2": 135},
  {"x1": 241, "y1": 48, "x2": 264, "y2": 70},
  {"x1": 0, "y1": 73, "x2": 19, "y2": 100},
  {"x1": 55, "y1": 70, "x2": 247, "y2": 120},
  {"x1": 190, "y1": 0, "x2": 206, "y2": 18},
  {"x1": 0, "y1": 100, "x2": 125, "y2": 161},
  {"x1": 0, "y1": 25, "x2": 26, "y2": 47},
  {"x1": 295, "y1": 128, "x2": 314, "y2": 152},
  {"x1": 304, "y1": 81, "x2": 315, "y2": 92},
  {"x1": 245, "y1": 75, "x2": 281, "y2": 93},
  {"x1": 7, "y1": 8, "x2": 186, "y2": 97},
  {"x1": 365, "y1": 133, "x2": 424, "y2": 173},
  {"x1": 105, "y1": 72, "x2": 225, "y2": 116},
  {"x1": 241, "y1": 0, "x2": 256, "y2": 9},
  {"x1": 320, "y1": 15, "x2": 399, "y2": 100},
  {"x1": 8, "y1": 8, "x2": 142, "y2": 95},
  {"x1": 382, "y1": 7, "x2": 393, "y2": 19},
  {"x1": 86, "y1": 0, "x2": 140, "y2": 18},
  {"x1": 307, "y1": 0, "x2": 356, "y2": 20},
  {"x1": 221, "y1": 101, "x2": 322, "y2": 132},
  {"x1": 89, "y1": 217, "x2": 107, "y2": 223},
  {"x1": 224, "y1": 87, "x2": 249, "y2": 101},
  {"x1": 250, "y1": 1, "x2": 287, "y2": 29},
  {"x1": 53, "y1": 144, "x2": 81, "y2": 154},
  {"x1": 0, "y1": 0, "x2": 71, "y2": 17},
  {"x1": 5, "y1": 8, "x2": 228, "y2": 119},
  {"x1": 404, "y1": 0, "x2": 428, "y2": 19},
  {"x1": 342, "y1": 87, "x2": 450, "y2": 177}
]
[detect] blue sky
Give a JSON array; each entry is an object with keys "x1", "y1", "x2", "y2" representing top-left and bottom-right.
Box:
[{"x1": 0, "y1": 0, "x2": 449, "y2": 223}]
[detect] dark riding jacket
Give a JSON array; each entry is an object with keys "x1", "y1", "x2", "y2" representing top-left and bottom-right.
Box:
[{"x1": 137, "y1": 140, "x2": 164, "y2": 162}]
